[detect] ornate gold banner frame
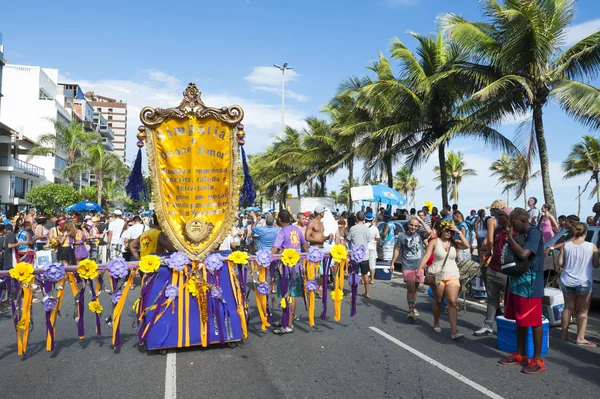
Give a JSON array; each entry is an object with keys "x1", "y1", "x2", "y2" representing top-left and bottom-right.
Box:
[{"x1": 139, "y1": 83, "x2": 246, "y2": 260}]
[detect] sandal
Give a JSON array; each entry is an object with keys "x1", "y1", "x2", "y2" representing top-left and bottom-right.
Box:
[
  {"x1": 273, "y1": 326, "x2": 294, "y2": 335},
  {"x1": 575, "y1": 341, "x2": 597, "y2": 347},
  {"x1": 273, "y1": 320, "x2": 283, "y2": 327}
]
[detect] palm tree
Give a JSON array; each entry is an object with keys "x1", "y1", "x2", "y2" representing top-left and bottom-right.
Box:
[
  {"x1": 563, "y1": 135, "x2": 600, "y2": 201},
  {"x1": 301, "y1": 118, "x2": 337, "y2": 196},
  {"x1": 434, "y1": 151, "x2": 476, "y2": 204},
  {"x1": 393, "y1": 167, "x2": 420, "y2": 207},
  {"x1": 28, "y1": 119, "x2": 98, "y2": 185},
  {"x1": 444, "y1": 0, "x2": 600, "y2": 213},
  {"x1": 490, "y1": 153, "x2": 540, "y2": 206},
  {"x1": 355, "y1": 33, "x2": 515, "y2": 207},
  {"x1": 71, "y1": 144, "x2": 128, "y2": 206},
  {"x1": 339, "y1": 178, "x2": 358, "y2": 211},
  {"x1": 330, "y1": 190, "x2": 340, "y2": 208}
]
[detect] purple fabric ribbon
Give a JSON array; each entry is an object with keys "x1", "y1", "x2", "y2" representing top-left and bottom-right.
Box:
[
  {"x1": 46, "y1": 311, "x2": 55, "y2": 351},
  {"x1": 280, "y1": 265, "x2": 290, "y2": 328},
  {"x1": 321, "y1": 257, "x2": 331, "y2": 320},
  {"x1": 89, "y1": 282, "x2": 101, "y2": 336},
  {"x1": 140, "y1": 280, "x2": 169, "y2": 344},
  {"x1": 138, "y1": 272, "x2": 159, "y2": 343}
]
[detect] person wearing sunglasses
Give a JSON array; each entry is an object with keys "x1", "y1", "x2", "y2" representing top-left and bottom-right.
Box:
[{"x1": 417, "y1": 220, "x2": 470, "y2": 340}]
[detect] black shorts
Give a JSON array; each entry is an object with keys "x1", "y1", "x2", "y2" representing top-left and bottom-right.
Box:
[{"x1": 358, "y1": 260, "x2": 370, "y2": 275}]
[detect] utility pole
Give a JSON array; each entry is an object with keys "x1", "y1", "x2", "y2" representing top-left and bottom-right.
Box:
[{"x1": 273, "y1": 63, "x2": 293, "y2": 138}]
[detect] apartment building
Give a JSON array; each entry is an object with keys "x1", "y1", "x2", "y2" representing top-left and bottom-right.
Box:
[
  {"x1": 0, "y1": 64, "x2": 73, "y2": 185},
  {"x1": 85, "y1": 92, "x2": 127, "y2": 160}
]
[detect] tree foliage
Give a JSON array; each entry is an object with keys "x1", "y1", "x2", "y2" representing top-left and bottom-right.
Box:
[{"x1": 26, "y1": 184, "x2": 82, "y2": 216}]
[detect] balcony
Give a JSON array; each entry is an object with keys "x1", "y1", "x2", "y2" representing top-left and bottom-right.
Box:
[
  {"x1": 0, "y1": 156, "x2": 45, "y2": 178},
  {"x1": 102, "y1": 137, "x2": 114, "y2": 151},
  {"x1": 98, "y1": 124, "x2": 115, "y2": 140},
  {"x1": 82, "y1": 171, "x2": 89, "y2": 183},
  {"x1": 83, "y1": 120, "x2": 97, "y2": 132}
]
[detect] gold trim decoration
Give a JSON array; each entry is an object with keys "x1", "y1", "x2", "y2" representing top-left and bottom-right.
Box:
[
  {"x1": 140, "y1": 83, "x2": 242, "y2": 261},
  {"x1": 140, "y1": 83, "x2": 244, "y2": 128}
]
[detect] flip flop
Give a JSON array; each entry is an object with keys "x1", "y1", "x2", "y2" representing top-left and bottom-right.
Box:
[{"x1": 576, "y1": 341, "x2": 597, "y2": 347}]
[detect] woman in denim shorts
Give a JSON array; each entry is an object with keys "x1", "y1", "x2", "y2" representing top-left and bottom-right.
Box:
[{"x1": 557, "y1": 222, "x2": 599, "y2": 346}]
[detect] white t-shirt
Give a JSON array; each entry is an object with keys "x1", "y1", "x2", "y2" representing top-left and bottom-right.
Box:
[
  {"x1": 368, "y1": 224, "x2": 380, "y2": 250},
  {"x1": 219, "y1": 234, "x2": 233, "y2": 251},
  {"x1": 121, "y1": 223, "x2": 148, "y2": 241},
  {"x1": 108, "y1": 219, "x2": 126, "y2": 245}
]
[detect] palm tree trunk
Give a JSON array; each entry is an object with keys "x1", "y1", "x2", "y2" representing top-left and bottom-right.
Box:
[
  {"x1": 533, "y1": 104, "x2": 556, "y2": 216},
  {"x1": 385, "y1": 154, "x2": 393, "y2": 188},
  {"x1": 296, "y1": 184, "x2": 301, "y2": 198},
  {"x1": 97, "y1": 172, "x2": 103, "y2": 206},
  {"x1": 319, "y1": 175, "x2": 327, "y2": 196},
  {"x1": 348, "y1": 157, "x2": 354, "y2": 211},
  {"x1": 506, "y1": 191, "x2": 509, "y2": 206},
  {"x1": 524, "y1": 188, "x2": 527, "y2": 208},
  {"x1": 438, "y1": 142, "x2": 449, "y2": 206},
  {"x1": 596, "y1": 178, "x2": 600, "y2": 203}
]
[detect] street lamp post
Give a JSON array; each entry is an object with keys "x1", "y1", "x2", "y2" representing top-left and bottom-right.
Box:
[{"x1": 273, "y1": 63, "x2": 293, "y2": 138}]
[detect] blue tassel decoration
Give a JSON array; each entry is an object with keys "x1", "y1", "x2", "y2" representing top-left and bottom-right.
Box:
[
  {"x1": 239, "y1": 146, "x2": 256, "y2": 206},
  {"x1": 126, "y1": 148, "x2": 145, "y2": 202}
]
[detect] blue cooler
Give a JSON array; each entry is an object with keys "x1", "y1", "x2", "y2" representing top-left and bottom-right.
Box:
[
  {"x1": 374, "y1": 265, "x2": 392, "y2": 280},
  {"x1": 496, "y1": 315, "x2": 549, "y2": 358},
  {"x1": 427, "y1": 287, "x2": 447, "y2": 305}
]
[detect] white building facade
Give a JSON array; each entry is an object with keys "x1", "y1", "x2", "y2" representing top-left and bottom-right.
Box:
[{"x1": 0, "y1": 64, "x2": 72, "y2": 185}]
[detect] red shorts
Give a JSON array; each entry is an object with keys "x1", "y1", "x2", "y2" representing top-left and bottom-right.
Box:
[{"x1": 504, "y1": 293, "x2": 542, "y2": 327}]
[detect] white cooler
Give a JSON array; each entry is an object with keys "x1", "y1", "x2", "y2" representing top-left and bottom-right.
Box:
[{"x1": 542, "y1": 287, "x2": 564, "y2": 326}]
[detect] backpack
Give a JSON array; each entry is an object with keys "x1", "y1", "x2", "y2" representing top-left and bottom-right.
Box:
[{"x1": 500, "y1": 230, "x2": 533, "y2": 276}]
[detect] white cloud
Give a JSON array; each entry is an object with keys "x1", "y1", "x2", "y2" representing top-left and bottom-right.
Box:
[
  {"x1": 502, "y1": 111, "x2": 532, "y2": 126},
  {"x1": 564, "y1": 19, "x2": 600, "y2": 46},
  {"x1": 244, "y1": 66, "x2": 309, "y2": 102},
  {"x1": 62, "y1": 70, "x2": 307, "y2": 162}
]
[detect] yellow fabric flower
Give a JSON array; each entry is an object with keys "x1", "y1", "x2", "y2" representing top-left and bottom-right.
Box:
[
  {"x1": 331, "y1": 289, "x2": 344, "y2": 301},
  {"x1": 187, "y1": 279, "x2": 199, "y2": 297},
  {"x1": 9, "y1": 262, "x2": 34, "y2": 283},
  {"x1": 280, "y1": 248, "x2": 300, "y2": 267},
  {"x1": 139, "y1": 255, "x2": 161, "y2": 274},
  {"x1": 77, "y1": 259, "x2": 99, "y2": 280},
  {"x1": 228, "y1": 251, "x2": 249, "y2": 265},
  {"x1": 330, "y1": 244, "x2": 348, "y2": 264},
  {"x1": 88, "y1": 300, "x2": 103, "y2": 314},
  {"x1": 280, "y1": 298, "x2": 287, "y2": 309}
]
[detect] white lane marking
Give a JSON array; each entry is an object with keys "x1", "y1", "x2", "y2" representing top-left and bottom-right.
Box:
[
  {"x1": 370, "y1": 327, "x2": 505, "y2": 399},
  {"x1": 165, "y1": 350, "x2": 177, "y2": 399}
]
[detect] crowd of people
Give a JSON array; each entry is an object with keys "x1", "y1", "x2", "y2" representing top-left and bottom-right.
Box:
[{"x1": 1, "y1": 195, "x2": 599, "y2": 372}]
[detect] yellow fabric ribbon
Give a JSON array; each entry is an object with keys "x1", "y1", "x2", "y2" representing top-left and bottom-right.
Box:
[
  {"x1": 111, "y1": 269, "x2": 137, "y2": 347},
  {"x1": 17, "y1": 282, "x2": 34, "y2": 355},
  {"x1": 227, "y1": 261, "x2": 247, "y2": 339},
  {"x1": 46, "y1": 277, "x2": 66, "y2": 351}
]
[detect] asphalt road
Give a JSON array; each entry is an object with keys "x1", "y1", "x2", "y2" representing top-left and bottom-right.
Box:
[{"x1": 1, "y1": 273, "x2": 599, "y2": 399}]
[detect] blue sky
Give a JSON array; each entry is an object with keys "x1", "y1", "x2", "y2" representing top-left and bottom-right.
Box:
[{"x1": 2, "y1": 0, "x2": 600, "y2": 216}]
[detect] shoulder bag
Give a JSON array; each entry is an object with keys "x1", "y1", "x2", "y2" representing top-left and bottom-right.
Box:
[{"x1": 424, "y1": 241, "x2": 451, "y2": 286}]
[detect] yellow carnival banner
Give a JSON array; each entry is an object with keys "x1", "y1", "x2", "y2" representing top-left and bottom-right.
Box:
[{"x1": 140, "y1": 83, "x2": 245, "y2": 260}]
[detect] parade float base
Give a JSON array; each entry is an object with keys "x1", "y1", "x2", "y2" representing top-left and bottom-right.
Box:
[{"x1": 144, "y1": 265, "x2": 242, "y2": 351}]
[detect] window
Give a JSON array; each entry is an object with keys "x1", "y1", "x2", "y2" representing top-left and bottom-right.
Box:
[
  {"x1": 97, "y1": 108, "x2": 102, "y2": 112},
  {"x1": 108, "y1": 123, "x2": 112, "y2": 127},
  {"x1": 54, "y1": 157, "x2": 68, "y2": 170},
  {"x1": 108, "y1": 108, "x2": 113, "y2": 112},
  {"x1": 108, "y1": 115, "x2": 112, "y2": 120},
  {"x1": 39, "y1": 89, "x2": 52, "y2": 100},
  {"x1": 14, "y1": 177, "x2": 26, "y2": 198}
]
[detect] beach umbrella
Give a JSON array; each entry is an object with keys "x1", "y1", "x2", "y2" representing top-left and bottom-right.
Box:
[
  {"x1": 350, "y1": 184, "x2": 407, "y2": 206},
  {"x1": 245, "y1": 206, "x2": 261, "y2": 212},
  {"x1": 65, "y1": 201, "x2": 104, "y2": 212}
]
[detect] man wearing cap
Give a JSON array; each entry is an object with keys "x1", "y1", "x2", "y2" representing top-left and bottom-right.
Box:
[
  {"x1": 107, "y1": 210, "x2": 125, "y2": 260},
  {"x1": 365, "y1": 212, "x2": 380, "y2": 285},
  {"x1": 474, "y1": 206, "x2": 513, "y2": 336}
]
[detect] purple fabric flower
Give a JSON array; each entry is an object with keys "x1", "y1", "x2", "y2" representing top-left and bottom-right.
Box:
[
  {"x1": 168, "y1": 251, "x2": 190, "y2": 271},
  {"x1": 350, "y1": 245, "x2": 367, "y2": 263},
  {"x1": 43, "y1": 297, "x2": 57, "y2": 312},
  {"x1": 42, "y1": 262, "x2": 65, "y2": 282},
  {"x1": 306, "y1": 279, "x2": 318, "y2": 292},
  {"x1": 106, "y1": 257, "x2": 129, "y2": 279},
  {"x1": 307, "y1": 247, "x2": 323, "y2": 263},
  {"x1": 111, "y1": 290, "x2": 122, "y2": 305},
  {"x1": 255, "y1": 250, "x2": 272, "y2": 268},
  {"x1": 205, "y1": 253, "x2": 224, "y2": 273},
  {"x1": 347, "y1": 274, "x2": 361, "y2": 285},
  {"x1": 257, "y1": 282, "x2": 271, "y2": 295},
  {"x1": 165, "y1": 284, "x2": 178, "y2": 300},
  {"x1": 210, "y1": 285, "x2": 223, "y2": 299}
]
